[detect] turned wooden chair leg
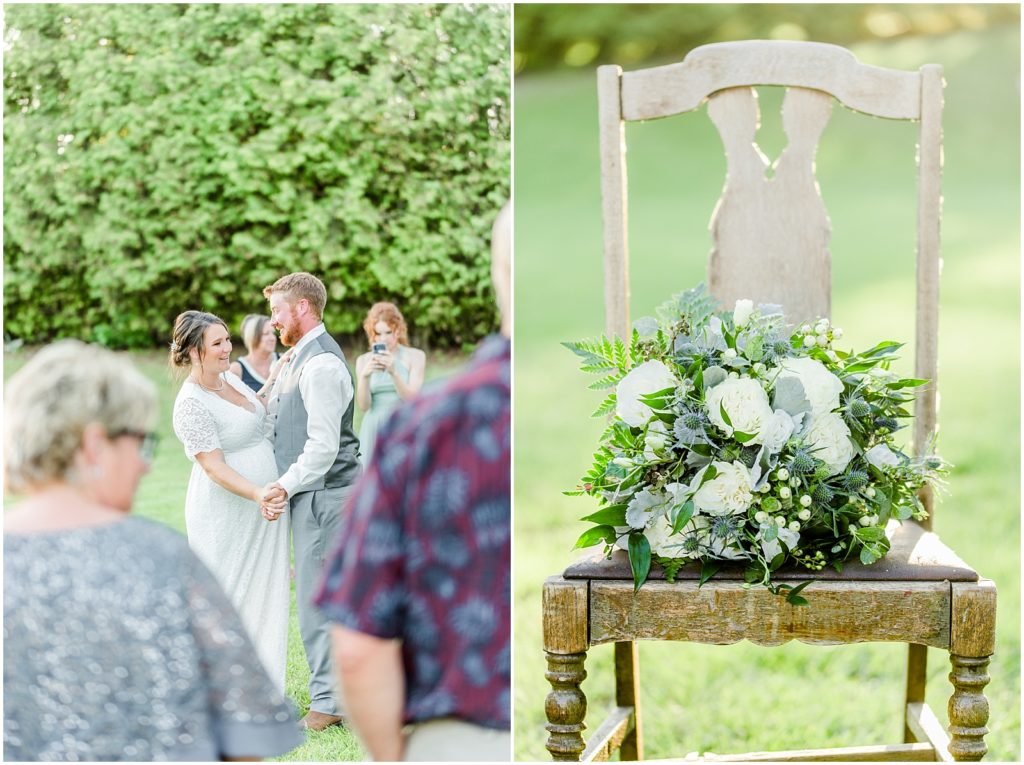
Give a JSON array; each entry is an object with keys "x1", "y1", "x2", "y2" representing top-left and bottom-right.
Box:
[
  {"x1": 948, "y1": 579, "x2": 997, "y2": 761},
  {"x1": 948, "y1": 654, "x2": 992, "y2": 761},
  {"x1": 545, "y1": 650, "x2": 588, "y2": 761},
  {"x1": 615, "y1": 641, "x2": 643, "y2": 760},
  {"x1": 904, "y1": 643, "x2": 928, "y2": 743},
  {"x1": 543, "y1": 577, "x2": 591, "y2": 761}
]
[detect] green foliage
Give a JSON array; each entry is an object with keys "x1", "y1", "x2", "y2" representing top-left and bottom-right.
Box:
[
  {"x1": 514, "y1": 4, "x2": 1020, "y2": 74},
  {"x1": 4, "y1": 4, "x2": 510, "y2": 348}
]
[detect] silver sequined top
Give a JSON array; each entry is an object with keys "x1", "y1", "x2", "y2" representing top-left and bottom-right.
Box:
[{"x1": 3, "y1": 516, "x2": 304, "y2": 761}]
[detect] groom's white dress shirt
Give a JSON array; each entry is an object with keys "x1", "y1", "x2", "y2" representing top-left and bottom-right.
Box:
[{"x1": 269, "y1": 323, "x2": 353, "y2": 498}]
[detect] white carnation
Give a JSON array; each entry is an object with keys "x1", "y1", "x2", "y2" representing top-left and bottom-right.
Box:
[
  {"x1": 616, "y1": 360, "x2": 677, "y2": 427},
  {"x1": 625, "y1": 487, "x2": 666, "y2": 529},
  {"x1": 705, "y1": 377, "x2": 773, "y2": 440},
  {"x1": 805, "y1": 412, "x2": 855, "y2": 476},
  {"x1": 776, "y1": 357, "x2": 844, "y2": 416},
  {"x1": 691, "y1": 460, "x2": 754, "y2": 516}
]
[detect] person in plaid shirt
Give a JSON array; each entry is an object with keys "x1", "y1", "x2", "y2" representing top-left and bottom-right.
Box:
[{"x1": 314, "y1": 204, "x2": 511, "y2": 761}]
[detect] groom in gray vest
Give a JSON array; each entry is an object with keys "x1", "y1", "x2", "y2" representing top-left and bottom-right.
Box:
[{"x1": 261, "y1": 272, "x2": 360, "y2": 731}]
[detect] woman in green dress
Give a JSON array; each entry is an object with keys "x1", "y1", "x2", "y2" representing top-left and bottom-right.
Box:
[{"x1": 355, "y1": 302, "x2": 426, "y2": 464}]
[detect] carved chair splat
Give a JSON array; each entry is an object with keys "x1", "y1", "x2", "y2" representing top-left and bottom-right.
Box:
[{"x1": 543, "y1": 40, "x2": 996, "y2": 763}]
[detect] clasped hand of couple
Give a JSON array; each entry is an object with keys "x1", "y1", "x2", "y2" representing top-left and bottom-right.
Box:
[{"x1": 258, "y1": 483, "x2": 288, "y2": 522}]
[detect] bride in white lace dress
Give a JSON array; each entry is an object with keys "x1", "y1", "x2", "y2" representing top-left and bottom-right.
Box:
[{"x1": 170, "y1": 311, "x2": 292, "y2": 691}]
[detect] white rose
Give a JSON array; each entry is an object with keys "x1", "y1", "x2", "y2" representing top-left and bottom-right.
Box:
[
  {"x1": 760, "y1": 409, "x2": 796, "y2": 454},
  {"x1": 624, "y1": 487, "x2": 667, "y2": 529},
  {"x1": 865, "y1": 443, "x2": 901, "y2": 469},
  {"x1": 705, "y1": 377, "x2": 773, "y2": 440},
  {"x1": 776, "y1": 357, "x2": 844, "y2": 417},
  {"x1": 643, "y1": 420, "x2": 672, "y2": 461},
  {"x1": 691, "y1": 460, "x2": 754, "y2": 516},
  {"x1": 733, "y1": 299, "x2": 754, "y2": 328},
  {"x1": 616, "y1": 360, "x2": 677, "y2": 427},
  {"x1": 805, "y1": 412, "x2": 855, "y2": 476}
]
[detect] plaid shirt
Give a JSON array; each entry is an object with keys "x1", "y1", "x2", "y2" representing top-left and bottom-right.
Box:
[{"x1": 314, "y1": 335, "x2": 510, "y2": 729}]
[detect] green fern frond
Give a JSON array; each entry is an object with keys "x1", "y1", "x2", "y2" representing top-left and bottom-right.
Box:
[
  {"x1": 592, "y1": 392, "x2": 617, "y2": 418},
  {"x1": 587, "y1": 373, "x2": 622, "y2": 391}
]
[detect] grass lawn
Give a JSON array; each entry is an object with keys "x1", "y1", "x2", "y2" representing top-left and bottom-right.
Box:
[
  {"x1": 513, "y1": 25, "x2": 1020, "y2": 761},
  {"x1": 2, "y1": 342, "x2": 470, "y2": 762}
]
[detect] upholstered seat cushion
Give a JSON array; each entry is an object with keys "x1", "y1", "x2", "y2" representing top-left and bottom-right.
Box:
[{"x1": 564, "y1": 520, "x2": 977, "y2": 582}]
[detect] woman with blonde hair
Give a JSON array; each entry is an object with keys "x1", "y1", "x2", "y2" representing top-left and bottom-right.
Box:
[
  {"x1": 355, "y1": 301, "x2": 426, "y2": 463},
  {"x1": 3, "y1": 340, "x2": 302, "y2": 760},
  {"x1": 230, "y1": 313, "x2": 280, "y2": 393}
]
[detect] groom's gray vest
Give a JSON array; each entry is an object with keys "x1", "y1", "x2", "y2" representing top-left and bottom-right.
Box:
[{"x1": 273, "y1": 332, "x2": 360, "y2": 492}]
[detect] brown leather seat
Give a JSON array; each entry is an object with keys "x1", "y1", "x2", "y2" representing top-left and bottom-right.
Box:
[{"x1": 564, "y1": 521, "x2": 978, "y2": 582}]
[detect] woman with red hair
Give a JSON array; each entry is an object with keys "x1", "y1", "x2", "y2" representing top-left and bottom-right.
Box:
[{"x1": 354, "y1": 302, "x2": 426, "y2": 463}]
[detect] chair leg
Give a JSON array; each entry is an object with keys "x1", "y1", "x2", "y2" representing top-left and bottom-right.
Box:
[
  {"x1": 545, "y1": 650, "x2": 588, "y2": 761},
  {"x1": 904, "y1": 643, "x2": 928, "y2": 743},
  {"x1": 615, "y1": 641, "x2": 643, "y2": 760},
  {"x1": 947, "y1": 653, "x2": 992, "y2": 761}
]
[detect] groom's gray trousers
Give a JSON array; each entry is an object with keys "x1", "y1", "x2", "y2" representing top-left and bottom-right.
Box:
[{"x1": 291, "y1": 484, "x2": 351, "y2": 716}]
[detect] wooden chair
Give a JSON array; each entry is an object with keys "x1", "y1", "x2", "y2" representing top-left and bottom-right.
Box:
[{"x1": 542, "y1": 41, "x2": 996, "y2": 763}]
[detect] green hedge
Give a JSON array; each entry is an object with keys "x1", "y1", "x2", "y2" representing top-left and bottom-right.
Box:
[{"x1": 4, "y1": 4, "x2": 510, "y2": 349}]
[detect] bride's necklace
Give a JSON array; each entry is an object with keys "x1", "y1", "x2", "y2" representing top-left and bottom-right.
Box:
[{"x1": 192, "y1": 374, "x2": 225, "y2": 393}]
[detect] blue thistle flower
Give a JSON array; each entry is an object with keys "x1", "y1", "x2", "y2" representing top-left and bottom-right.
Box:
[
  {"x1": 846, "y1": 397, "x2": 872, "y2": 418},
  {"x1": 812, "y1": 484, "x2": 834, "y2": 504},
  {"x1": 842, "y1": 470, "x2": 869, "y2": 492},
  {"x1": 711, "y1": 515, "x2": 741, "y2": 541},
  {"x1": 873, "y1": 416, "x2": 900, "y2": 432},
  {"x1": 673, "y1": 407, "x2": 711, "y2": 446},
  {"x1": 789, "y1": 448, "x2": 816, "y2": 474}
]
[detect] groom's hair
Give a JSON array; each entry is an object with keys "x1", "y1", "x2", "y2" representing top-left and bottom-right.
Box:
[{"x1": 263, "y1": 272, "x2": 327, "y2": 319}]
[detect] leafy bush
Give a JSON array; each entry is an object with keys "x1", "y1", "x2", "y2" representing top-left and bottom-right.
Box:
[{"x1": 4, "y1": 3, "x2": 510, "y2": 348}]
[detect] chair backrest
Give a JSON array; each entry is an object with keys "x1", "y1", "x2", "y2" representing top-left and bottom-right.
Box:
[{"x1": 598, "y1": 40, "x2": 943, "y2": 526}]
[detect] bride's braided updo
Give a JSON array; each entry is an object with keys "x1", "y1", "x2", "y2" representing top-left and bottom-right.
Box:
[{"x1": 170, "y1": 311, "x2": 229, "y2": 368}]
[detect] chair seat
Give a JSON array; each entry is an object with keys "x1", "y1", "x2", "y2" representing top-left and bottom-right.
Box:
[{"x1": 564, "y1": 520, "x2": 977, "y2": 582}]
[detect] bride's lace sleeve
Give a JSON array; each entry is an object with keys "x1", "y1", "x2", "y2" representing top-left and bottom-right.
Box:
[
  {"x1": 185, "y1": 548, "x2": 304, "y2": 757},
  {"x1": 173, "y1": 395, "x2": 221, "y2": 460}
]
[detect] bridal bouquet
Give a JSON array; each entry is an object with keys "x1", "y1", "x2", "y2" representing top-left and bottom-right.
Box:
[{"x1": 567, "y1": 285, "x2": 946, "y2": 601}]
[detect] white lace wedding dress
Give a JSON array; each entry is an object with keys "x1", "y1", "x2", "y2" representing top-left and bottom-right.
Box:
[{"x1": 172, "y1": 372, "x2": 290, "y2": 692}]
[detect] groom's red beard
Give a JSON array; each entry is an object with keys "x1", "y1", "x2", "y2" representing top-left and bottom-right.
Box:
[{"x1": 279, "y1": 324, "x2": 302, "y2": 347}]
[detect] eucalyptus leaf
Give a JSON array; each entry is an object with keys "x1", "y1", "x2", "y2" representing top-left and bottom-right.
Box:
[
  {"x1": 633, "y1": 316, "x2": 660, "y2": 338},
  {"x1": 772, "y1": 375, "x2": 811, "y2": 417},
  {"x1": 702, "y1": 365, "x2": 728, "y2": 389},
  {"x1": 859, "y1": 546, "x2": 879, "y2": 565}
]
